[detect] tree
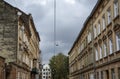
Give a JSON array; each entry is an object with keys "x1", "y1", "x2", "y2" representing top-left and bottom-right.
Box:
[{"x1": 49, "y1": 53, "x2": 69, "y2": 79}]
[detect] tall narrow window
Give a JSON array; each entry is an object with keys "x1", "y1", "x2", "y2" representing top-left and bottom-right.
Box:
[
  {"x1": 111, "y1": 69, "x2": 115, "y2": 79},
  {"x1": 95, "y1": 48, "x2": 99, "y2": 61},
  {"x1": 114, "y1": 0, "x2": 118, "y2": 17},
  {"x1": 17, "y1": 72, "x2": 20, "y2": 79},
  {"x1": 98, "y1": 22, "x2": 101, "y2": 34},
  {"x1": 94, "y1": 26, "x2": 97, "y2": 38},
  {"x1": 102, "y1": 15, "x2": 105, "y2": 30},
  {"x1": 107, "y1": 8, "x2": 111, "y2": 24},
  {"x1": 90, "y1": 73, "x2": 94, "y2": 79},
  {"x1": 104, "y1": 42, "x2": 107, "y2": 57},
  {"x1": 96, "y1": 72, "x2": 99, "y2": 79},
  {"x1": 109, "y1": 38, "x2": 113, "y2": 54},
  {"x1": 88, "y1": 32, "x2": 92, "y2": 43},
  {"x1": 116, "y1": 33, "x2": 120, "y2": 51},
  {"x1": 101, "y1": 71, "x2": 103, "y2": 79},
  {"x1": 118, "y1": 68, "x2": 120, "y2": 79},
  {"x1": 89, "y1": 32, "x2": 92, "y2": 42},
  {"x1": 99, "y1": 45, "x2": 102, "y2": 59}
]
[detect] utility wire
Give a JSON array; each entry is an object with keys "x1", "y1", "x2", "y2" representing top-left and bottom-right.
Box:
[
  {"x1": 54, "y1": 0, "x2": 56, "y2": 57},
  {"x1": 53, "y1": 0, "x2": 56, "y2": 79}
]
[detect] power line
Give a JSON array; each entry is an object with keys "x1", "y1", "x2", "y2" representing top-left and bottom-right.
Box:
[
  {"x1": 53, "y1": 0, "x2": 56, "y2": 79},
  {"x1": 54, "y1": 0, "x2": 56, "y2": 57}
]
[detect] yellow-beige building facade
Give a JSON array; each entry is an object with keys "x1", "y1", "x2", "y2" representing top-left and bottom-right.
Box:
[{"x1": 68, "y1": 0, "x2": 120, "y2": 79}]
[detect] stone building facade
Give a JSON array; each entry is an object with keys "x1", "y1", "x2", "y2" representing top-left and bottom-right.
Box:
[
  {"x1": 68, "y1": 0, "x2": 120, "y2": 79},
  {"x1": 0, "y1": 56, "x2": 5, "y2": 79},
  {"x1": 0, "y1": 0, "x2": 41, "y2": 79}
]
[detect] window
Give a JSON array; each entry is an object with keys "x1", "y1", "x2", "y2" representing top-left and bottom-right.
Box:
[
  {"x1": 116, "y1": 33, "x2": 120, "y2": 51},
  {"x1": 111, "y1": 69, "x2": 115, "y2": 79},
  {"x1": 118, "y1": 68, "x2": 120, "y2": 79},
  {"x1": 88, "y1": 32, "x2": 92, "y2": 43},
  {"x1": 114, "y1": 0, "x2": 118, "y2": 17},
  {"x1": 90, "y1": 73, "x2": 94, "y2": 79},
  {"x1": 95, "y1": 48, "x2": 99, "y2": 61},
  {"x1": 94, "y1": 26, "x2": 97, "y2": 38},
  {"x1": 103, "y1": 42, "x2": 107, "y2": 57},
  {"x1": 109, "y1": 38, "x2": 113, "y2": 54},
  {"x1": 99, "y1": 45, "x2": 102, "y2": 59},
  {"x1": 107, "y1": 8, "x2": 111, "y2": 24},
  {"x1": 43, "y1": 76, "x2": 45, "y2": 78},
  {"x1": 101, "y1": 71, "x2": 103, "y2": 79},
  {"x1": 98, "y1": 22, "x2": 101, "y2": 34},
  {"x1": 21, "y1": 26, "x2": 24, "y2": 40},
  {"x1": 102, "y1": 15, "x2": 105, "y2": 30},
  {"x1": 17, "y1": 72, "x2": 20, "y2": 79},
  {"x1": 96, "y1": 72, "x2": 99, "y2": 79}
]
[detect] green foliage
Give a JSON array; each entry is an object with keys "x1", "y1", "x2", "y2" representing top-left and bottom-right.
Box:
[{"x1": 49, "y1": 53, "x2": 69, "y2": 79}]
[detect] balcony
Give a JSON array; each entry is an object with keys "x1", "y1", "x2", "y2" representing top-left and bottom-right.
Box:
[{"x1": 31, "y1": 67, "x2": 39, "y2": 74}]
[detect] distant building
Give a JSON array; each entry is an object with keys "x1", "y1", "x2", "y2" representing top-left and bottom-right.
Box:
[
  {"x1": 0, "y1": 0, "x2": 41, "y2": 79},
  {"x1": 42, "y1": 64, "x2": 51, "y2": 79},
  {"x1": 68, "y1": 0, "x2": 120, "y2": 79}
]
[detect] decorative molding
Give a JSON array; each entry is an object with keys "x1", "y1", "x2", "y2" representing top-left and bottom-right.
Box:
[
  {"x1": 102, "y1": 35, "x2": 107, "y2": 41},
  {"x1": 107, "y1": 30, "x2": 112, "y2": 36},
  {"x1": 113, "y1": 23, "x2": 120, "y2": 31}
]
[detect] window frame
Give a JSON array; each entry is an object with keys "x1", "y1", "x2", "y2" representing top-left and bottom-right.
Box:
[
  {"x1": 114, "y1": 0, "x2": 119, "y2": 18},
  {"x1": 109, "y1": 38, "x2": 113, "y2": 54},
  {"x1": 107, "y1": 8, "x2": 111, "y2": 24},
  {"x1": 102, "y1": 15, "x2": 106, "y2": 30},
  {"x1": 116, "y1": 32, "x2": 120, "y2": 51},
  {"x1": 95, "y1": 47, "x2": 99, "y2": 61}
]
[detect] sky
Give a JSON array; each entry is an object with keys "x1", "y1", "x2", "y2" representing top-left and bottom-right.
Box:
[{"x1": 5, "y1": 0, "x2": 97, "y2": 64}]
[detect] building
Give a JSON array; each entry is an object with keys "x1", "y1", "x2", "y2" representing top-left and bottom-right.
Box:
[
  {"x1": 0, "y1": 56, "x2": 5, "y2": 79},
  {"x1": 42, "y1": 64, "x2": 51, "y2": 79},
  {"x1": 0, "y1": 0, "x2": 41, "y2": 79},
  {"x1": 68, "y1": 0, "x2": 120, "y2": 79}
]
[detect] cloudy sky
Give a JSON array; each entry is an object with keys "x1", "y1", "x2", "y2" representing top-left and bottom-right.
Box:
[{"x1": 5, "y1": 0, "x2": 97, "y2": 64}]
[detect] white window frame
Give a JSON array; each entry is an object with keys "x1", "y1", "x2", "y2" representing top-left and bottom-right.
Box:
[
  {"x1": 99, "y1": 45, "x2": 102, "y2": 59},
  {"x1": 102, "y1": 15, "x2": 105, "y2": 30},
  {"x1": 95, "y1": 48, "x2": 99, "y2": 61},
  {"x1": 98, "y1": 22, "x2": 101, "y2": 34},
  {"x1": 103, "y1": 42, "x2": 107, "y2": 57},
  {"x1": 94, "y1": 26, "x2": 97, "y2": 38},
  {"x1": 109, "y1": 38, "x2": 113, "y2": 54},
  {"x1": 90, "y1": 73, "x2": 94, "y2": 79},
  {"x1": 116, "y1": 33, "x2": 120, "y2": 51},
  {"x1": 114, "y1": 0, "x2": 119, "y2": 18},
  {"x1": 107, "y1": 9, "x2": 111, "y2": 24},
  {"x1": 88, "y1": 32, "x2": 92, "y2": 43}
]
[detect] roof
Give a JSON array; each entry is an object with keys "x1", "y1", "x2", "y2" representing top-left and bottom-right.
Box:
[{"x1": 68, "y1": 0, "x2": 102, "y2": 55}]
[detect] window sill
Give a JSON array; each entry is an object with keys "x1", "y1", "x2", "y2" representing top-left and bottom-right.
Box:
[
  {"x1": 109, "y1": 53, "x2": 114, "y2": 57},
  {"x1": 107, "y1": 22, "x2": 112, "y2": 28},
  {"x1": 113, "y1": 15, "x2": 119, "y2": 21},
  {"x1": 115, "y1": 50, "x2": 120, "y2": 54},
  {"x1": 101, "y1": 28, "x2": 106, "y2": 33}
]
